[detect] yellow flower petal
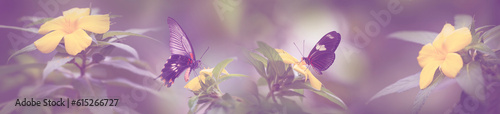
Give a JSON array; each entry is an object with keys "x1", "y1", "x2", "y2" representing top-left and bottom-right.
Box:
[
  {"x1": 184, "y1": 76, "x2": 203, "y2": 91},
  {"x1": 439, "y1": 23, "x2": 455, "y2": 37},
  {"x1": 79, "y1": 14, "x2": 110, "y2": 34},
  {"x1": 63, "y1": 29, "x2": 92, "y2": 55},
  {"x1": 432, "y1": 23, "x2": 455, "y2": 48},
  {"x1": 200, "y1": 69, "x2": 213, "y2": 77},
  {"x1": 419, "y1": 61, "x2": 442, "y2": 89},
  {"x1": 308, "y1": 73, "x2": 322, "y2": 90},
  {"x1": 293, "y1": 64, "x2": 321, "y2": 90},
  {"x1": 38, "y1": 16, "x2": 65, "y2": 34},
  {"x1": 184, "y1": 68, "x2": 228, "y2": 91},
  {"x1": 221, "y1": 69, "x2": 229, "y2": 75},
  {"x1": 276, "y1": 49, "x2": 299, "y2": 64},
  {"x1": 293, "y1": 64, "x2": 307, "y2": 80},
  {"x1": 34, "y1": 30, "x2": 65, "y2": 53},
  {"x1": 433, "y1": 23, "x2": 455, "y2": 53},
  {"x1": 417, "y1": 44, "x2": 445, "y2": 68},
  {"x1": 63, "y1": 8, "x2": 90, "y2": 23},
  {"x1": 440, "y1": 53, "x2": 463, "y2": 78},
  {"x1": 442, "y1": 28, "x2": 472, "y2": 53}
]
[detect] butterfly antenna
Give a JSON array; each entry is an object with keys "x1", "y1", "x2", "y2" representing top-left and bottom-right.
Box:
[
  {"x1": 302, "y1": 40, "x2": 305, "y2": 56},
  {"x1": 199, "y1": 47, "x2": 210, "y2": 60},
  {"x1": 293, "y1": 42, "x2": 304, "y2": 57}
]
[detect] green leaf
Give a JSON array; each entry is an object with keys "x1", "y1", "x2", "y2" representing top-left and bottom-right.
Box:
[
  {"x1": 42, "y1": 53, "x2": 74, "y2": 80},
  {"x1": 244, "y1": 51, "x2": 267, "y2": 78},
  {"x1": 188, "y1": 96, "x2": 199, "y2": 114},
  {"x1": 309, "y1": 86, "x2": 348, "y2": 110},
  {"x1": 91, "y1": 53, "x2": 105, "y2": 63},
  {"x1": 483, "y1": 25, "x2": 500, "y2": 49},
  {"x1": 483, "y1": 25, "x2": 500, "y2": 41},
  {"x1": 471, "y1": 31, "x2": 483, "y2": 44},
  {"x1": 0, "y1": 25, "x2": 38, "y2": 33},
  {"x1": 256, "y1": 41, "x2": 283, "y2": 62},
  {"x1": 7, "y1": 44, "x2": 37, "y2": 63},
  {"x1": 470, "y1": 43, "x2": 496, "y2": 57},
  {"x1": 212, "y1": 58, "x2": 234, "y2": 80},
  {"x1": 89, "y1": 33, "x2": 98, "y2": 44},
  {"x1": 281, "y1": 81, "x2": 310, "y2": 90},
  {"x1": 455, "y1": 62, "x2": 485, "y2": 101},
  {"x1": 294, "y1": 89, "x2": 304, "y2": 102},
  {"x1": 475, "y1": 25, "x2": 495, "y2": 32},
  {"x1": 108, "y1": 42, "x2": 139, "y2": 59},
  {"x1": 250, "y1": 52, "x2": 267, "y2": 67},
  {"x1": 454, "y1": 14, "x2": 473, "y2": 29},
  {"x1": 388, "y1": 31, "x2": 438, "y2": 45},
  {"x1": 23, "y1": 17, "x2": 53, "y2": 27},
  {"x1": 257, "y1": 77, "x2": 268, "y2": 86},
  {"x1": 257, "y1": 41, "x2": 286, "y2": 76},
  {"x1": 99, "y1": 45, "x2": 116, "y2": 56},
  {"x1": 277, "y1": 96, "x2": 308, "y2": 114},
  {"x1": 367, "y1": 72, "x2": 420, "y2": 103},
  {"x1": 248, "y1": 81, "x2": 260, "y2": 99},
  {"x1": 412, "y1": 72, "x2": 445, "y2": 114},
  {"x1": 0, "y1": 63, "x2": 46, "y2": 76},
  {"x1": 218, "y1": 74, "x2": 247, "y2": 84},
  {"x1": 266, "y1": 61, "x2": 276, "y2": 81},
  {"x1": 276, "y1": 90, "x2": 304, "y2": 97},
  {"x1": 102, "y1": 30, "x2": 162, "y2": 44}
]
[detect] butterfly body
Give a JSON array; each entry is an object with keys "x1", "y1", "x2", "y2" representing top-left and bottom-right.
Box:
[
  {"x1": 302, "y1": 31, "x2": 341, "y2": 74},
  {"x1": 158, "y1": 17, "x2": 201, "y2": 87}
]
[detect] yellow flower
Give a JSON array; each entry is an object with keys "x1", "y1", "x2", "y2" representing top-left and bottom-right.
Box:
[
  {"x1": 276, "y1": 49, "x2": 322, "y2": 90},
  {"x1": 417, "y1": 23, "x2": 471, "y2": 89},
  {"x1": 184, "y1": 68, "x2": 229, "y2": 91},
  {"x1": 34, "y1": 8, "x2": 110, "y2": 55}
]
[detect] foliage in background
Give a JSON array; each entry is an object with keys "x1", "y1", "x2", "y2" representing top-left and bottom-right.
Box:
[{"x1": 369, "y1": 15, "x2": 500, "y2": 113}]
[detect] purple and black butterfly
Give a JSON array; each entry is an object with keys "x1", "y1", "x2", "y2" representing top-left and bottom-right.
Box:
[
  {"x1": 301, "y1": 31, "x2": 341, "y2": 74},
  {"x1": 157, "y1": 17, "x2": 201, "y2": 87}
]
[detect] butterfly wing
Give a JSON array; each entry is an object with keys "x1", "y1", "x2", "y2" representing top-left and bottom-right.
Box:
[
  {"x1": 307, "y1": 31, "x2": 341, "y2": 74},
  {"x1": 159, "y1": 55, "x2": 191, "y2": 87},
  {"x1": 167, "y1": 17, "x2": 196, "y2": 60}
]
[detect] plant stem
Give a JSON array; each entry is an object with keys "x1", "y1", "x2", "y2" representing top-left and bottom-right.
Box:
[
  {"x1": 80, "y1": 51, "x2": 87, "y2": 77},
  {"x1": 265, "y1": 79, "x2": 278, "y2": 104}
]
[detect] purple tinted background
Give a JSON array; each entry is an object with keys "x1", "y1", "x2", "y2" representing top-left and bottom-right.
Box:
[{"x1": 1, "y1": 0, "x2": 499, "y2": 113}]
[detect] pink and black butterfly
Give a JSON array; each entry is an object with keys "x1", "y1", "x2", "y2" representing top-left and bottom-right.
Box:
[
  {"x1": 301, "y1": 31, "x2": 341, "y2": 75},
  {"x1": 158, "y1": 17, "x2": 201, "y2": 87}
]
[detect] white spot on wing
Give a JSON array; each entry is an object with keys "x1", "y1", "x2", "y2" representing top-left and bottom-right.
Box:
[
  {"x1": 316, "y1": 44, "x2": 326, "y2": 51},
  {"x1": 327, "y1": 34, "x2": 334, "y2": 39}
]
